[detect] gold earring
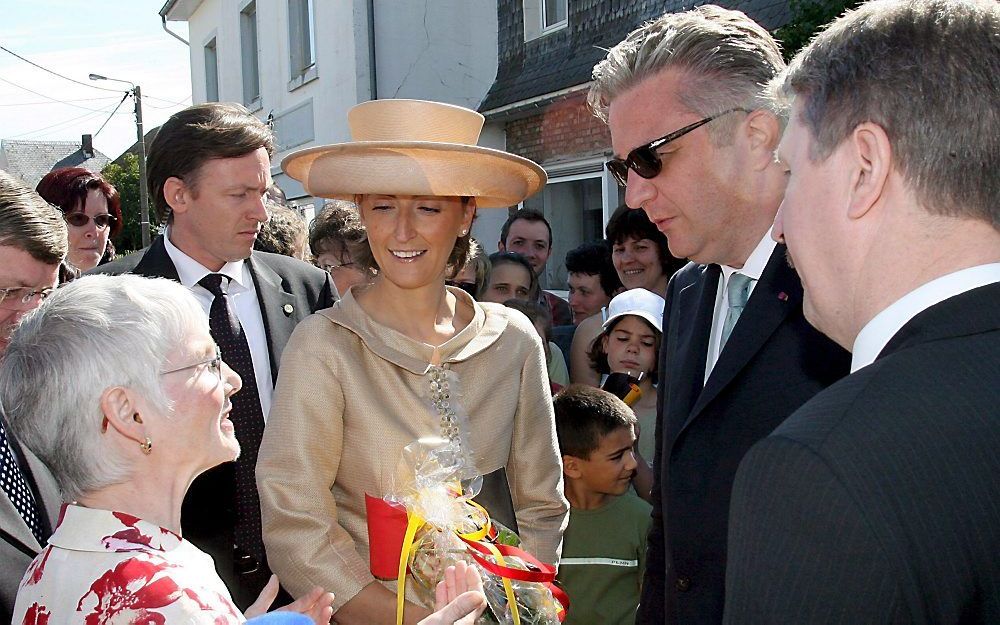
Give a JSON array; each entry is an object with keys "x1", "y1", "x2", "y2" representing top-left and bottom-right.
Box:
[{"x1": 140, "y1": 437, "x2": 153, "y2": 455}]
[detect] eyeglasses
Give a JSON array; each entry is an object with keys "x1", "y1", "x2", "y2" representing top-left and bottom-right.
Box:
[
  {"x1": 160, "y1": 346, "x2": 224, "y2": 381},
  {"x1": 64, "y1": 212, "x2": 117, "y2": 230},
  {"x1": 320, "y1": 261, "x2": 356, "y2": 273},
  {"x1": 606, "y1": 107, "x2": 747, "y2": 187},
  {"x1": 0, "y1": 286, "x2": 56, "y2": 310},
  {"x1": 446, "y1": 280, "x2": 478, "y2": 296}
]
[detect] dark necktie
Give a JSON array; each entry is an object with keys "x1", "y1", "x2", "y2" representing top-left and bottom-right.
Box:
[
  {"x1": 0, "y1": 418, "x2": 46, "y2": 546},
  {"x1": 198, "y1": 273, "x2": 266, "y2": 566}
]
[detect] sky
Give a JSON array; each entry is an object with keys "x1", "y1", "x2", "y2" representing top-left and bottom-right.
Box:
[{"x1": 0, "y1": 1, "x2": 192, "y2": 160}]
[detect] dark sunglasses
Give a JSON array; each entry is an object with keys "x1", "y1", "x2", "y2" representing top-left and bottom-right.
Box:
[
  {"x1": 606, "y1": 107, "x2": 747, "y2": 187},
  {"x1": 446, "y1": 280, "x2": 478, "y2": 296},
  {"x1": 65, "y1": 212, "x2": 117, "y2": 229}
]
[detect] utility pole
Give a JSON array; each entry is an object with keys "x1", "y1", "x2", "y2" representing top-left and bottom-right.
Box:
[
  {"x1": 89, "y1": 74, "x2": 151, "y2": 248},
  {"x1": 133, "y1": 85, "x2": 151, "y2": 248}
]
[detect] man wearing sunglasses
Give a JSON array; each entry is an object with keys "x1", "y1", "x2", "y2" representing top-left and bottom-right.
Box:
[
  {"x1": 0, "y1": 170, "x2": 66, "y2": 622},
  {"x1": 589, "y1": 6, "x2": 850, "y2": 624},
  {"x1": 93, "y1": 103, "x2": 336, "y2": 609}
]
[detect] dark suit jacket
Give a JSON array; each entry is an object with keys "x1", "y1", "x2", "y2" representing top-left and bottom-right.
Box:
[
  {"x1": 1, "y1": 415, "x2": 60, "y2": 623},
  {"x1": 637, "y1": 245, "x2": 850, "y2": 625},
  {"x1": 724, "y1": 282, "x2": 1000, "y2": 624},
  {"x1": 92, "y1": 235, "x2": 336, "y2": 606}
]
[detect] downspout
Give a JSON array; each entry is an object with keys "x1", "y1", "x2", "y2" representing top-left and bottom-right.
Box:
[
  {"x1": 161, "y1": 14, "x2": 190, "y2": 46},
  {"x1": 367, "y1": 0, "x2": 378, "y2": 99}
]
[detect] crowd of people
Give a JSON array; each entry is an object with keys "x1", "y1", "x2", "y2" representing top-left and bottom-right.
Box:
[{"x1": 0, "y1": 0, "x2": 997, "y2": 623}]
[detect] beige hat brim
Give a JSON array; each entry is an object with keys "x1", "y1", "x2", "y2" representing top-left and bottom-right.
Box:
[{"x1": 281, "y1": 142, "x2": 547, "y2": 208}]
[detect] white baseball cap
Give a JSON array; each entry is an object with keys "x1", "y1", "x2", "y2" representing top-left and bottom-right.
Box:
[{"x1": 603, "y1": 288, "x2": 665, "y2": 333}]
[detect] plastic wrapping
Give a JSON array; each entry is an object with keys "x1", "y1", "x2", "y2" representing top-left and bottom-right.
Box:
[{"x1": 366, "y1": 437, "x2": 567, "y2": 625}]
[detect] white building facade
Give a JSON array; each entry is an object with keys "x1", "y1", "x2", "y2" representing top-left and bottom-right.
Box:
[{"x1": 160, "y1": 0, "x2": 507, "y2": 239}]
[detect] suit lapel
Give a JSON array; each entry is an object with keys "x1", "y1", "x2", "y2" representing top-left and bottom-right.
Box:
[
  {"x1": 0, "y1": 415, "x2": 44, "y2": 556},
  {"x1": 665, "y1": 264, "x2": 720, "y2": 444},
  {"x1": 248, "y1": 254, "x2": 297, "y2": 383},
  {"x1": 133, "y1": 236, "x2": 181, "y2": 281},
  {"x1": 683, "y1": 246, "x2": 800, "y2": 431}
]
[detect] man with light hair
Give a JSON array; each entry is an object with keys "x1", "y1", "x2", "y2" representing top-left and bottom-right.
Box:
[
  {"x1": 588, "y1": 6, "x2": 850, "y2": 623},
  {"x1": 725, "y1": 1, "x2": 1000, "y2": 622},
  {"x1": 0, "y1": 170, "x2": 66, "y2": 621}
]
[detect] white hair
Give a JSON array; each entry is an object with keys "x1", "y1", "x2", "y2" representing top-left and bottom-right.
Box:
[{"x1": 0, "y1": 274, "x2": 207, "y2": 499}]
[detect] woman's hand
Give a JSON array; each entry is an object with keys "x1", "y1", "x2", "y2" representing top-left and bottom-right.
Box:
[
  {"x1": 245, "y1": 575, "x2": 336, "y2": 625},
  {"x1": 419, "y1": 562, "x2": 488, "y2": 625}
]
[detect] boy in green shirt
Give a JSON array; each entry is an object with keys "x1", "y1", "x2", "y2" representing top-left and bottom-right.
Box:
[{"x1": 554, "y1": 385, "x2": 652, "y2": 624}]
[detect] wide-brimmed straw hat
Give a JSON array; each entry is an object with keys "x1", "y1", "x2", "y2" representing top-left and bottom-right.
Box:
[{"x1": 281, "y1": 99, "x2": 547, "y2": 208}]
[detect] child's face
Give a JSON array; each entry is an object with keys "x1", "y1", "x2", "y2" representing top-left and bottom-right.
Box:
[
  {"x1": 602, "y1": 315, "x2": 658, "y2": 378},
  {"x1": 572, "y1": 425, "x2": 638, "y2": 497},
  {"x1": 482, "y1": 263, "x2": 532, "y2": 303}
]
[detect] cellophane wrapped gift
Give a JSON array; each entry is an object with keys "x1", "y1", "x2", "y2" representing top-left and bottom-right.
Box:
[{"x1": 366, "y1": 437, "x2": 566, "y2": 625}]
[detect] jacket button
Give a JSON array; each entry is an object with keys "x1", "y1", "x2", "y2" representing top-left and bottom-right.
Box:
[{"x1": 675, "y1": 575, "x2": 692, "y2": 592}]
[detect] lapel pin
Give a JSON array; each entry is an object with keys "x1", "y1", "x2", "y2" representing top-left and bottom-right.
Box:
[
  {"x1": 778, "y1": 292, "x2": 789, "y2": 302},
  {"x1": 283, "y1": 304, "x2": 294, "y2": 315}
]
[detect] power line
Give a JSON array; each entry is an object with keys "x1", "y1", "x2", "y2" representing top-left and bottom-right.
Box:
[
  {"x1": 6, "y1": 105, "x2": 116, "y2": 139},
  {"x1": 0, "y1": 96, "x2": 120, "y2": 107},
  {"x1": 0, "y1": 43, "x2": 122, "y2": 92},
  {"x1": 0, "y1": 75, "x2": 121, "y2": 112},
  {"x1": 93, "y1": 92, "x2": 131, "y2": 138}
]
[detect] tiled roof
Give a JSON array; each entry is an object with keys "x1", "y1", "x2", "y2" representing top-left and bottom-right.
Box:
[
  {"x1": 480, "y1": 0, "x2": 792, "y2": 114},
  {"x1": 0, "y1": 140, "x2": 111, "y2": 188}
]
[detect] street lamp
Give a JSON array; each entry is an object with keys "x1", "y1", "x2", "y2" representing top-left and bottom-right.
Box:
[{"x1": 89, "y1": 73, "x2": 151, "y2": 248}]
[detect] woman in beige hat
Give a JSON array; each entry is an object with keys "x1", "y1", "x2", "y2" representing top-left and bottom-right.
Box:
[{"x1": 256, "y1": 100, "x2": 569, "y2": 624}]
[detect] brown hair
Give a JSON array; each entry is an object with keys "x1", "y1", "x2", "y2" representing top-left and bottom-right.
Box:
[
  {"x1": 0, "y1": 170, "x2": 68, "y2": 265},
  {"x1": 36, "y1": 167, "x2": 123, "y2": 238},
  {"x1": 146, "y1": 102, "x2": 274, "y2": 224}
]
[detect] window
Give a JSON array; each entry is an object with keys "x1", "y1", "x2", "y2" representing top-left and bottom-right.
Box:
[
  {"x1": 523, "y1": 0, "x2": 568, "y2": 41},
  {"x1": 204, "y1": 37, "x2": 219, "y2": 102},
  {"x1": 288, "y1": 0, "x2": 317, "y2": 87},
  {"x1": 542, "y1": 0, "x2": 568, "y2": 30},
  {"x1": 241, "y1": 2, "x2": 260, "y2": 107}
]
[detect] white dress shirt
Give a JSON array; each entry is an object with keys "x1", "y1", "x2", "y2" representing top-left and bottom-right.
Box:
[
  {"x1": 163, "y1": 231, "x2": 274, "y2": 419},
  {"x1": 851, "y1": 263, "x2": 1000, "y2": 373},
  {"x1": 704, "y1": 232, "x2": 778, "y2": 383}
]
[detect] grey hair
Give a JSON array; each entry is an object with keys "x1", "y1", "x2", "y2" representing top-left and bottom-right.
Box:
[
  {"x1": 589, "y1": 5, "x2": 785, "y2": 140},
  {"x1": 774, "y1": 0, "x2": 1000, "y2": 227},
  {"x1": 0, "y1": 274, "x2": 208, "y2": 499}
]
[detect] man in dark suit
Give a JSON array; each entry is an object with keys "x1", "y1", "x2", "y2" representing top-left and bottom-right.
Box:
[
  {"x1": 588, "y1": 6, "x2": 850, "y2": 622},
  {"x1": 724, "y1": 1, "x2": 1000, "y2": 622},
  {"x1": 95, "y1": 103, "x2": 336, "y2": 608},
  {"x1": 0, "y1": 171, "x2": 66, "y2": 621}
]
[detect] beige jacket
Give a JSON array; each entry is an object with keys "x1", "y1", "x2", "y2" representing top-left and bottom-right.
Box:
[{"x1": 256, "y1": 288, "x2": 568, "y2": 610}]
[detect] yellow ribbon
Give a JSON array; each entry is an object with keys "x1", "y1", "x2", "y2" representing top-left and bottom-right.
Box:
[{"x1": 393, "y1": 497, "x2": 522, "y2": 625}]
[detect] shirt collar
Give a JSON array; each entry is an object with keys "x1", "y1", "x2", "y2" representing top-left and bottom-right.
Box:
[
  {"x1": 48, "y1": 503, "x2": 182, "y2": 553},
  {"x1": 163, "y1": 227, "x2": 248, "y2": 290},
  {"x1": 851, "y1": 263, "x2": 1000, "y2": 372},
  {"x1": 719, "y1": 229, "x2": 777, "y2": 282}
]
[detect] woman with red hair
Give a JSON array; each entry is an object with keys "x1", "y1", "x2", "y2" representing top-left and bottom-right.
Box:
[{"x1": 36, "y1": 167, "x2": 123, "y2": 271}]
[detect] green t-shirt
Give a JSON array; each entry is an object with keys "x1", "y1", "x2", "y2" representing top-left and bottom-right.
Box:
[{"x1": 557, "y1": 493, "x2": 652, "y2": 625}]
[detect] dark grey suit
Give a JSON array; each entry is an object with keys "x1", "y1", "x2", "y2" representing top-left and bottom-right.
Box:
[
  {"x1": 637, "y1": 245, "x2": 850, "y2": 624},
  {"x1": 93, "y1": 235, "x2": 336, "y2": 607},
  {"x1": 724, "y1": 282, "x2": 1000, "y2": 624},
  {"x1": 1, "y1": 416, "x2": 60, "y2": 623}
]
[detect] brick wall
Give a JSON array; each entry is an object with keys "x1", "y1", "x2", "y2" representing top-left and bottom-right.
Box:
[{"x1": 504, "y1": 92, "x2": 610, "y2": 165}]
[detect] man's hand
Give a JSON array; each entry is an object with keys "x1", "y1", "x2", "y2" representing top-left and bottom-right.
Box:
[
  {"x1": 245, "y1": 575, "x2": 336, "y2": 625},
  {"x1": 419, "y1": 562, "x2": 488, "y2": 625}
]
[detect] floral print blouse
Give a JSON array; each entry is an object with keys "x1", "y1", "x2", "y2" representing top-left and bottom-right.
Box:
[{"x1": 13, "y1": 503, "x2": 244, "y2": 624}]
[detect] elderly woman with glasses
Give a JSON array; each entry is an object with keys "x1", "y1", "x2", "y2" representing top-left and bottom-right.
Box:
[
  {"x1": 35, "y1": 167, "x2": 123, "y2": 271},
  {"x1": 5, "y1": 275, "x2": 485, "y2": 625}
]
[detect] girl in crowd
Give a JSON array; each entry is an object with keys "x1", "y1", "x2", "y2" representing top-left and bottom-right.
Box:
[
  {"x1": 587, "y1": 288, "x2": 666, "y2": 502},
  {"x1": 257, "y1": 100, "x2": 567, "y2": 624},
  {"x1": 569, "y1": 205, "x2": 684, "y2": 386},
  {"x1": 480, "y1": 251, "x2": 538, "y2": 304},
  {"x1": 446, "y1": 238, "x2": 490, "y2": 298},
  {"x1": 35, "y1": 167, "x2": 123, "y2": 271},
  {"x1": 5, "y1": 275, "x2": 486, "y2": 625}
]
